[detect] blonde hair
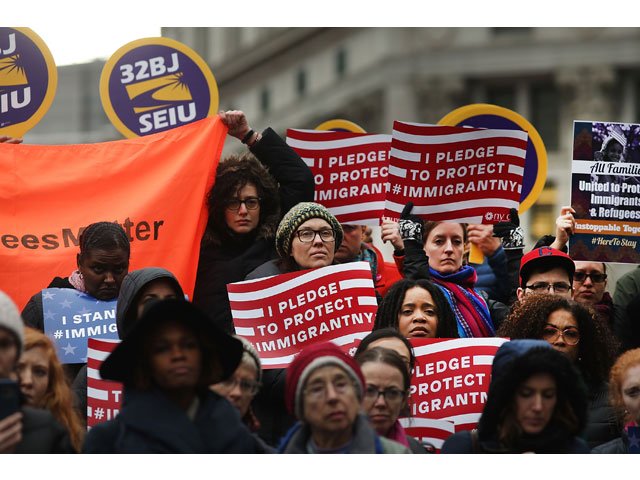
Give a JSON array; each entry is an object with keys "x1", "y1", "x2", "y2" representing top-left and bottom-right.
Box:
[{"x1": 22, "y1": 327, "x2": 85, "y2": 452}]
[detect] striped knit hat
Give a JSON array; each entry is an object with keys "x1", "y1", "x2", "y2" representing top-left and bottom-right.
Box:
[
  {"x1": 285, "y1": 341, "x2": 365, "y2": 419},
  {"x1": 275, "y1": 202, "x2": 343, "y2": 258}
]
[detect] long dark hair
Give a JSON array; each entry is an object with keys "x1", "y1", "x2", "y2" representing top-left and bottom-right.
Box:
[{"x1": 374, "y1": 279, "x2": 459, "y2": 338}]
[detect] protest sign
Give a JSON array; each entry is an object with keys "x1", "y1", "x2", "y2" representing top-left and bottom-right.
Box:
[
  {"x1": 384, "y1": 121, "x2": 528, "y2": 224},
  {"x1": 0, "y1": 116, "x2": 226, "y2": 310},
  {"x1": 100, "y1": 37, "x2": 218, "y2": 138},
  {"x1": 286, "y1": 129, "x2": 390, "y2": 225},
  {"x1": 398, "y1": 417, "x2": 455, "y2": 453},
  {"x1": 0, "y1": 27, "x2": 57, "y2": 137},
  {"x1": 86, "y1": 338, "x2": 122, "y2": 429},
  {"x1": 227, "y1": 262, "x2": 377, "y2": 368},
  {"x1": 407, "y1": 337, "x2": 508, "y2": 431},
  {"x1": 42, "y1": 288, "x2": 117, "y2": 364},
  {"x1": 570, "y1": 121, "x2": 640, "y2": 263}
]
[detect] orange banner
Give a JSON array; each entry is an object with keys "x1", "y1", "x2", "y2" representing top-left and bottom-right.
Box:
[{"x1": 0, "y1": 116, "x2": 226, "y2": 310}]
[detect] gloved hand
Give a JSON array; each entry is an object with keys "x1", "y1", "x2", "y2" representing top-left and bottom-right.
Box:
[
  {"x1": 398, "y1": 202, "x2": 424, "y2": 245},
  {"x1": 492, "y1": 208, "x2": 524, "y2": 250}
]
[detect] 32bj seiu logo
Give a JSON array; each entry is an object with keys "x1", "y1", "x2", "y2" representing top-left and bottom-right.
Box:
[
  {"x1": 100, "y1": 38, "x2": 219, "y2": 138},
  {"x1": 0, "y1": 28, "x2": 56, "y2": 135}
]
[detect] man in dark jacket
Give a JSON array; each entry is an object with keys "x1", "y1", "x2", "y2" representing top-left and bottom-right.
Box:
[{"x1": 0, "y1": 290, "x2": 74, "y2": 453}]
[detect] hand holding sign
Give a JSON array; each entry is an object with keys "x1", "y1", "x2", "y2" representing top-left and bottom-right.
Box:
[
  {"x1": 492, "y1": 208, "x2": 524, "y2": 250},
  {"x1": 398, "y1": 202, "x2": 424, "y2": 244},
  {"x1": 552, "y1": 206, "x2": 575, "y2": 251}
]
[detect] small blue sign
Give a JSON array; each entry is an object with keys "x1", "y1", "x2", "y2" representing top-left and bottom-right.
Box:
[{"x1": 42, "y1": 288, "x2": 118, "y2": 364}]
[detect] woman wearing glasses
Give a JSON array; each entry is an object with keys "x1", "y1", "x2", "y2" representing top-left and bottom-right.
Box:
[
  {"x1": 355, "y1": 346, "x2": 428, "y2": 453},
  {"x1": 210, "y1": 335, "x2": 275, "y2": 452},
  {"x1": 279, "y1": 342, "x2": 410, "y2": 453},
  {"x1": 245, "y1": 202, "x2": 344, "y2": 447},
  {"x1": 193, "y1": 110, "x2": 314, "y2": 334},
  {"x1": 497, "y1": 295, "x2": 621, "y2": 449}
]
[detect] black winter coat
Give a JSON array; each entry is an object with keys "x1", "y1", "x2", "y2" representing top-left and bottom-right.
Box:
[
  {"x1": 583, "y1": 380, "x2": 621, "y2": 450},
  {"x1": 192, "y1": 128, "x2": 314, "y2": 334},
  {"x1": 15, "y1": 406, "x2": 75, "y2": 453},
  {"x1": 82, "y1": 388, "x2": 263, "y2": 453}
]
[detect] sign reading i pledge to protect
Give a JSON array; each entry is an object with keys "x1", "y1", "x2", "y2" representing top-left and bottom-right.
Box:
[
  {"x1": 227, "y1": 262, "x2": 377, "y2": 368},
  {"x1": 384, "y1": 122, "x2": 528, "y2": 223},
  {"x1": 286, "y1": 129, "x2": 391, "y2": 225},
  {"x1": 406, "y1": 337, "x2": 508, "y2": 432},
  {"x1": 86, "y1": 338, "x2": 122, "y2": 429}
]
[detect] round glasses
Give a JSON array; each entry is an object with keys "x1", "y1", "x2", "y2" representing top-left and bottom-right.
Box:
[
  {"x1": 304, "y1": 378, "x2": 354, "y2": 401},
  {"x1": 218, "y1": 376, "x2": 261, "y2": 395},
  {"x1": 363, "y1": 385, "x2": 406, "y2": 405},
  {"x1": 295, "y1": 229, "x2": 335, "y2": 243},
  {"x1": 226, "y1": 197, "x2": 261, "y2": 211},
  {"x1": 573, "y1": 272, "x2": 607, "y2": 284},
  {"x1": 525, "y1": 282, "x2": 572, "y2": 294},
  {"x1": 541, "y1": 325, "x2": 580, "y2": 345}
]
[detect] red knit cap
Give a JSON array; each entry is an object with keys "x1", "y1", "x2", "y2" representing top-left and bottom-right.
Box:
[{"x1": 285, "y1": 341, "x2": 365, "y2": 419}]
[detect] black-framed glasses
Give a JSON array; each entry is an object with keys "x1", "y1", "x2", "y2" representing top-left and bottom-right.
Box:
[
  {"x1": 226, "y1": 197, "x2": 261, "y2": 211},
  {"x1": 218, "y1": 377, "x2": 261, "y2": 395},
  {"x1": 541, "y1": 324, "x2": 580, "y2": 346},
  {"x1": 295, "y1": 229, "x2": 336, "y2": 243},
  {"x1": 573, "y1": 272, "x2": 607, "y2": 284},
  {"x1": 525, "y1": 282, "x2": 572, "y2": 294},
  {"x1": 363, "y1": 385, "x2": 406, "y2": 405}
]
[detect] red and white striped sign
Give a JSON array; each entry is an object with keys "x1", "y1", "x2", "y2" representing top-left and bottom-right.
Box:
[
  {"x1": 406, "y1": 337, "x2": 508, "y2": 433},
  {"x1": 286, "y1": 129, "x2": 391, "y2": 225},
  {"x1": 399, "y1": 417, "x2": 455, "y2": 453},
  {"x1": 227, "y1": 262, "x2": 378, "y2": 368},
  {"x1": 384, "y1": 122, "x2": 528, "y2": 223},
  {"x1": 86, "y1": 338, "x2": 122, "y2": 429}
]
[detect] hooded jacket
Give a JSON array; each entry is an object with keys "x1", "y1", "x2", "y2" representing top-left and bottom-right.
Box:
[
  {"x1": 441, "y1": 339, "x2": 590, "y2": 454},
  {"x1": 71, "y1": 267, "x2": 184, "y2": 421}
]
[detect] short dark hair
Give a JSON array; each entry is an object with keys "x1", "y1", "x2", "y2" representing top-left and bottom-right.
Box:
[
  {"x1": 355, "y1": 346, "x2": 411, "y2": 391},
  {"x1": 354, "y1": 327, "x2": 416, "y2": 373}
]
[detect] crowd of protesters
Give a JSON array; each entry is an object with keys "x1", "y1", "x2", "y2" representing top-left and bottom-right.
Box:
[{"x1": 1, "y1": 110, "x2": 639, "y2": 454}]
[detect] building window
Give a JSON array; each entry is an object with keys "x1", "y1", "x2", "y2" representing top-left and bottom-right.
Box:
[
  {"x1": 260, "y1": 87, "x2": 270, "y2": 114},
  {"x1": 335, "y1": 48, "x2": 347, "y2": 78},
  {"x1": 486, "y1": 86, "x2": 516, "y2": 110},
  {"x1": 530, "y1": 83, "x2": 560, "y2": 150},
  {"x1": 297, "y1": 69, "x2": 307, "y2": 97}
]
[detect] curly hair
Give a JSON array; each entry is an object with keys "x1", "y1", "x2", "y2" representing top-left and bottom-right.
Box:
[
  {"x1": 497, "y1": 295, "x2": 619, "y2": 386},
  {"x1": 608, "y1": 348, "x2": 640, "y2": 423},
  {"x1": 21, "y1": 328, "x2": 85, "y2": 452},
  {"x1": 374, "y1": 278, "x2": 459, "y2": 338},
  {"x1": 203, "y1": 153, "x2": 280, "y2": 246}
]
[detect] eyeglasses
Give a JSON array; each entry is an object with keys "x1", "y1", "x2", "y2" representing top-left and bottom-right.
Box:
[
  {"x1": 573, "y1": 272, "x2": 607, "y2": 284},
  {"x1": 364, "y1": 385, "x2": 406, "y2": 405},
  {"x1": 304, "y1": 378, "x2": 355, "y2": 401},
  {"x1": 525, "y1": 282, "x2": 572, "y2": 294},
  {"x1": 295, "y1": 229, "x2": 336, "y2": 243},
  {"x1": 226, "y1": 197, "x2": 261, "y2": 211},
  {"x1": 541, "y1": 325, "x2": 580, "y2": 346},
  {"x1": 218, "y1": 377, "x2": 261, "y2": 395}
]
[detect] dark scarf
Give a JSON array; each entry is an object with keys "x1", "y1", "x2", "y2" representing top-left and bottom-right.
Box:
[{"x1": 429, "y1": 265, "x2": 495, "y2": 337}]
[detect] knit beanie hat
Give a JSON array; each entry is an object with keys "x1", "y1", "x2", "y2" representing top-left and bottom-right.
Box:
[
  {"x1": 285, "y1": 341, "x2": 365, "y2": 419},
  {"x1": 275, "y1": 202, "x2": 343, "y2": 258},
  {"x1": 234, "y1": 335, "x2": 263, "y2": 383},
  {"x1": 0, "y1": 290, "x2": 24, "y2": 356}
]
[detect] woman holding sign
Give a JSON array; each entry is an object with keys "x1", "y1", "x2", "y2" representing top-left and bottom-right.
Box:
[
  {"x1": 441, "y1": 339, "x2": 590, "y2": 454},
  {"x1": 245, "y1": 201, "x2": 344, "y2": 447},
  {"x1": 193, "y1": 110, "x2": 314, "y2": 335}
]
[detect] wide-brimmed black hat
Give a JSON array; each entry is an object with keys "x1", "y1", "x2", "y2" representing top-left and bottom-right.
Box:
[{"x1": 100, "y1": 298, "x2": 243, "y2": 385}]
